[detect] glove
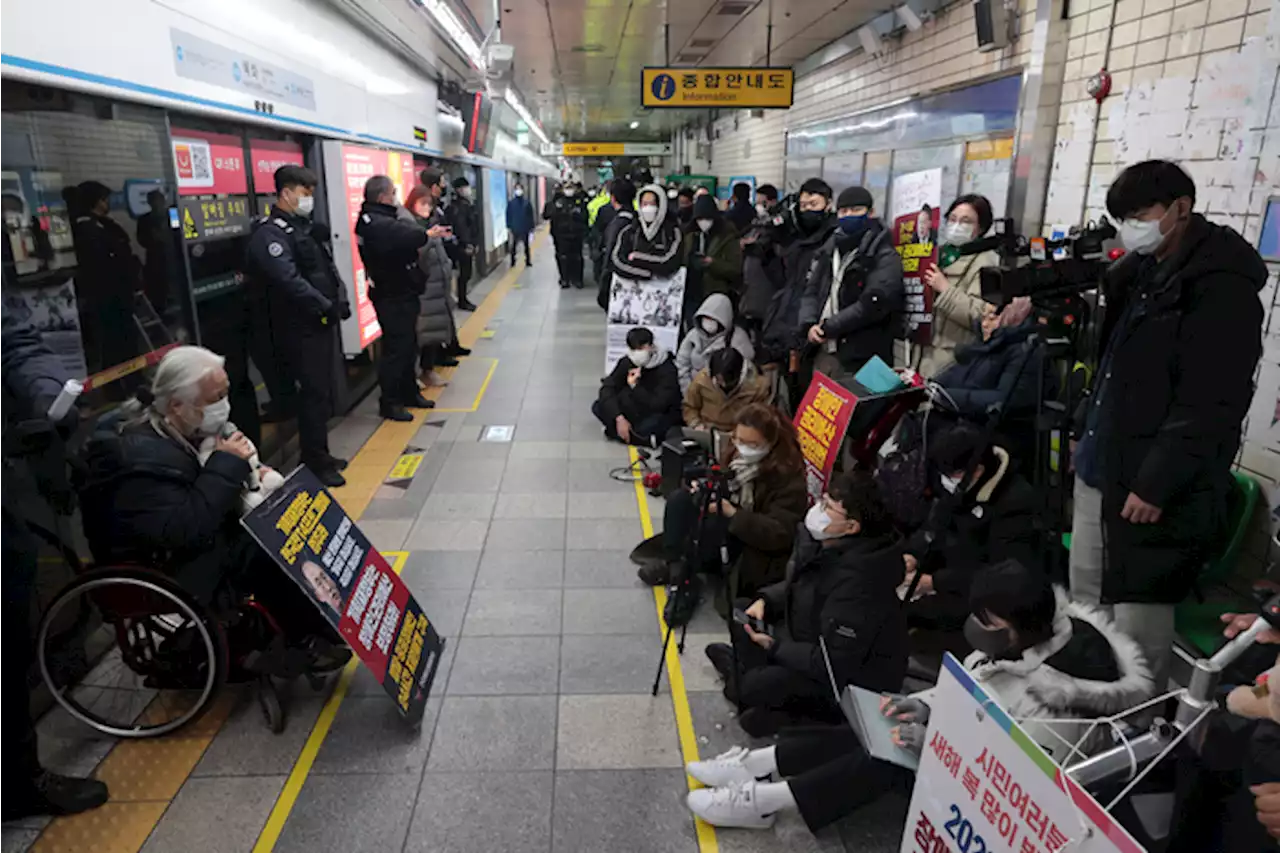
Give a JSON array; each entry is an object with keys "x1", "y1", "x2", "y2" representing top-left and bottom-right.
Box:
[
  {"x1": 882, "y1": 694, "x2": 931, "y2": 725},
  {"x1": 338, "y1": 302, "x2": 352, "y2": 321},
  {"x1": 891, "y1": 722, "x2": 928, "y2": 755}
]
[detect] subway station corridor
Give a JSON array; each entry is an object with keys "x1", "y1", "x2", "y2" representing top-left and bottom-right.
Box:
[{"x1": 11, "y1": 246, "x2": 905, "y2": 853}]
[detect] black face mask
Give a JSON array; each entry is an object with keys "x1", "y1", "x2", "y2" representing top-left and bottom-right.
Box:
[
  {"x1": 799, "y1": 210, "x2": 828, "y2": 234},
  {"x1": 963, "y1": 614, "x2": 1013, "y2": 658},
  {"x1": 678, "y1": 207, "x2": 694, "y2": 223},
  {"x1": 716, "y1": 377, "x2": 739, "y2": 395}
]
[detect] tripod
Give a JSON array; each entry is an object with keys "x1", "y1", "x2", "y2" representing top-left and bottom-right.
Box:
[{"x1": 650, "y1": 463, "x2": 731, "y2": 696}]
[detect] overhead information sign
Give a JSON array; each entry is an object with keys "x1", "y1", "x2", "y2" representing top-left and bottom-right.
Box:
[
  {"x1": 541, "y1": 142, "x2": 674, "y2": 157},
  {"x1": 642, "y1": 67, "x2": 794, "y2": 109}
]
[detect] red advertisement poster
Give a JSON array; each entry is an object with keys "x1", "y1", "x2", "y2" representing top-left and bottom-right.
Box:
[
  {"x1": 340, "y1": 145, "x2": 383, "y2": 349},
  {"x1": 894, "y1": 207, "x2": 940, "y2": 345},
  {"x1": 171, "y1": 128, "x2": 247, "y2": 197},
  {"x1": 793, "y1": 372, "x2": 858, "y2": 502},
  {"x1": 241, "y1": 467, "x2": 444, "y2": 723},
  {"x1": 249, "y1": 138, "x2": 304, "y2": 191}
]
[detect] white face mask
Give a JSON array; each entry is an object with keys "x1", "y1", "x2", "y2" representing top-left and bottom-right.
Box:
[
  {"x1": 515, "y1": 188, "x2": 523, "y2": 196},
  {"x1": 734, "y1": 441, "x2": 770, "y2": 463},
  {"x1": 804, "y1": 504, "x2": 838, "y2": 540},
  {"x1": 755, "y1": 203, "x2": 768, "y2": 218},
  {"x1": 627, "y1": 348, "x2": 652, "y2": 368},
  {"x1": 639, "y1": 204, "x2": 660, "y2": 223},
  {"x1": 943, "y1": 221, "x2": 975, "y2": 246},
  {"x1": 939, "y1": 473, "x2": 963, "y2": 494},
  {"x1": 1119, "y1": 211, "x2": 1168, "y2": 255},
  {"x1": 295, "y1": 194, "x2": 315, "y2": 217},
  {"x1": 564, "y1": 188, "x2": 576, "y2": 198},
  {"x1": 699, "y1": 317, "x2": 721, "y2": 336},
  {"x1": 457, "y1": 187, "x2": 471, "y2": 199},
  {"x1": 667, "y1": 189, "x2": 678, "y2": 199},
  {"x1": 697, "y1": 219, "x2": 713, "y2": 233},
  {"x1": 200, "y1": 398, "x2": 231, "y2": 435}
]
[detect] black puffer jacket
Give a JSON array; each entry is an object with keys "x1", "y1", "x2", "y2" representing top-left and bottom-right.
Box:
[
  {"x1": 798, "y1": 221, "x2": 905, "y2": 373},
  {"x1": 544, "y1": 194, "x2": 588, "y2": 245},
  {"x1": 595, "y1": 348, "x2": 681, "y2": 425},
  {"x1": 935, "y1": 321, "x2": 1045, "y2": 418},
  {"x1": 1091, "y1": 214, "x2": 1265, "y2": 603},
  {"x1": 758, "y1": 218, "x2": 837, "y2": 364},
  {"x1": 78, "y1": 418, "x2": 251, "y2": 603},
  {"x1": 758, "y1": 530, "x2": 907, "y2": 694}
]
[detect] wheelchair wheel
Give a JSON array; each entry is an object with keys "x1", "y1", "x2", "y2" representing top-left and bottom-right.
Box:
[{"x1": 37, "y1": 568, "x2": 227, "y2": 738}]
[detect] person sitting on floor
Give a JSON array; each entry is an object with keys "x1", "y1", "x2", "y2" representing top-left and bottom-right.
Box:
[
  {"x1": 676, "y1": 292, "x2": 756, "y2": 393},
  {"x1": 903, "y1": 421, "x2": 1039, "y2": 633},
  {"x1": 77, "y1": 346, "x2": 351, "y2": 672},
  {"x1": 682, "y1": 347, "x2": 773, "y2": 436},
  {"x1": 638, "y1": 403, "x2": 808, "y2": 613},
  {"x1": 705, "y1": 470, "x2": 908, "y2": 737},
  {"x1": 683, "y1": 559, "x2": 1153, "y2": 831},
  {"x1": 933, "y1": 296, "x2": 1045, "y2": 419},
  {"x1": 592, "y1": 327, "x2": 682, "y2": 446}
]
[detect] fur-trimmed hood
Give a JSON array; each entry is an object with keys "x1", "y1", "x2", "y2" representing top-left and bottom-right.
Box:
[{"x1": 963, "y1": 587, "x2": 1154, "y2": 760}]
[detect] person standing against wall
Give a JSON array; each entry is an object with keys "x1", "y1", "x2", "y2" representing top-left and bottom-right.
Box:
[
  {"x1": 506, "y1": 183, "x2": 534, "y2": 267},
  {"x1": 243, "y1": 166, "x2": 349, "y2": 488},
  {"x1": 448, "y1": 177, "x2": 480, "y2": 312},
  {"x1": 1071, "y1": 160, "x2": 1265, "y2": 692}
]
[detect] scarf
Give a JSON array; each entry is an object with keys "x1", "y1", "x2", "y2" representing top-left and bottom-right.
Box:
[{"x1": 729, "y1": 454, "x2": 763, "y2": 510}]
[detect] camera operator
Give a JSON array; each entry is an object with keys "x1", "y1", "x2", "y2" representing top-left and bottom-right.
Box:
[
  {"x1": 637, "y1": 404, "x2": 808, "y2": 612},
  {"x1": 1071, "y1": 160, "x2": 1265, "y2": 692},
  {"x1": 706, "y1": 471, "x2": 908, "y2": 737},
  {"x1": 916, "y1": 194, "x2": 1001, "y2": 378},
  {"x1": 904, "y1": 422, "x2": 1039, "y2": 633},
  {"x1": 798, "y1": 186, "x2": 905, "y2": 380},
  {"x1": 2, "y1": 306, "x2": 109, "y2": 820}
]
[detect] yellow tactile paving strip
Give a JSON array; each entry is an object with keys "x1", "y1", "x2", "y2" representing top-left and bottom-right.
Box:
[{"x1": 27, "y1": 232, "x2": 543, "y2": 853}]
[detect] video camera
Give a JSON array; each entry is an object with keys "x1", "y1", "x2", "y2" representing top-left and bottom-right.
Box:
[{"x1": 960, "y1": 217, "x2": 1118, "y2": 305}]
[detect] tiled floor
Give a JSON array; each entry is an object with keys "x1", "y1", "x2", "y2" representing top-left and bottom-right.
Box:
[{"x1": 6, "y1": 249, "x2": 908, "y2": 853}]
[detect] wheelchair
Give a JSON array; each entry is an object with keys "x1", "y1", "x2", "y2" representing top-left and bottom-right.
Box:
[{"x1": 35, "y1": 560, "x2": 337, "y2": 737}]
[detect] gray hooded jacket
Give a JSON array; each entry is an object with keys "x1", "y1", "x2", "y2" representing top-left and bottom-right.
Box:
[{"x1": 675, "y1": 293, "x2": 755, "y2": 391}]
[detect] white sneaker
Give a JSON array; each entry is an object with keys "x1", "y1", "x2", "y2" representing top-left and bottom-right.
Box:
[
  {"x1": 687, "y1": 746, "x2": 756, "y2": 787},
  {"x1": 686, "y1": 781, "x2": 776, "y2": 829}
]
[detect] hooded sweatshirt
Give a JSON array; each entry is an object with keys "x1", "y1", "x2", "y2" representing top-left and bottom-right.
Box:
[
  {"x1": 610, "y1": 184, "x2": 683, "y2": 281},
  {"x1": 675, "y1": 293, "x2": 756, "y2": 391}
]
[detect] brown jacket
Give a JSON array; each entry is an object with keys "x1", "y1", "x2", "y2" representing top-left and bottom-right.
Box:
[
  {"x1": 725, "y1": 461, "x2": 809, "y2": 596},
  {"x1": 682, "y1": 368, "x2": 772, "y2": 432}
]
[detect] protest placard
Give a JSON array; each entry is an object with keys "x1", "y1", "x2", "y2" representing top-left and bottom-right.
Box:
[
  {"x1": 891, "y1": 168, "x2": 943, "y2": 345},
  {"x1": 242, "y1": 468, "x2": 443, "y2": 723},
  {"x1": 792, "y1": 372, "x2": 858, "y2": 502},
  {"x1": 605, "y1": 268, "x2": 686, "y2": 374},
  {"x1": 902, "y1": 654, "x2": 1142, "y2": 853}
]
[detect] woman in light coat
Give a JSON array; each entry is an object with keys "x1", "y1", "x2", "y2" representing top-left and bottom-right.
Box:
[
  {"x1": 406, "y1": 184, "x2": 456, "y2": 386},
  {"x1": 915, "y1": 194, "x2": 1001, "y2": 379}
]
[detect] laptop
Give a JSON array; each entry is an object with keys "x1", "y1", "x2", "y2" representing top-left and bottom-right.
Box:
[{"x1": 820, "y1": 636, "x2": 920, "y2": 771}]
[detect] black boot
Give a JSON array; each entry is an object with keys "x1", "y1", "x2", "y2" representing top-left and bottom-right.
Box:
[
  {"x1": 405, "y1": 393, "x2": 435, "y2": 409},
  {"x1": 380, "y1": 403, "x2": 413, "y2": 422},
  {"x1": 325, "y1": 454, "x2": 350, "y2": 471},
  {"x1": 637, "y1": 559, "x2": 678, "y2": 586},
  {"x1": 458, "y1": 300, "x2": 478, "y2": 312},
  {"x1": 573, "y1": 279, "x2": 585, "y2": 289},
  {"x1": 3, "y1": 771, "x2": 109, "y2": 821},
  {"x1": 438, "y1": 356, "x2": 461, "y2": 367},
  {"x1": 704, "y1": 643, "x2": 734, "y2": 681},
  {"x1": 452, "y1": 345, "x2": 472, "y2": 356}
]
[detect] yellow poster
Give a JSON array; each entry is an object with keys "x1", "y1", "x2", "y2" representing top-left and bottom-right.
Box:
[{"x1": 641, "y1": 67, "x2": 794, "y2": 109}]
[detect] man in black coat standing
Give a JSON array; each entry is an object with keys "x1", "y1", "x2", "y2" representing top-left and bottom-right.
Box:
[
  {"x1": 2, "y1": 307, "x2": 110, "y2": 821},
  {"x1": 1071, "y1": 160, "x2": 1266, "y2": 690},
  {"x1": 448, "y1": 177, "x2": 480, "y2": 311},
  {"x1": 243, "y1": 165, "x2": 351, "y2": 487},
  {"x1": 355, "y1": 175, "x2": 434, "y2": 421},
  {"x1": 544, "y1": 182, "x2": 588, "y2": 289},
  {"x1": 798, "y1": 186, "x2": 905, "y2": 378}
]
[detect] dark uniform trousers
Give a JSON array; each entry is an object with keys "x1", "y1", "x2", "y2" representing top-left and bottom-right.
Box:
[
  {"x1": 3, "y1": 506, "x2": 42, "y2": 791},
  {"x1": 555, "y1": 241, "x2": 584, "y2": 285},
  {"x1": 278, "y1": 321, "x2": 336, "y2": 466},
  {"x1": 456, "y1": 253, "x2": 474, "y2": 305},
  {"x1": 510, "y1": 232, "x2": 531, "y2": 265},
  {"x1": 373, "y1": 294, "x2": 420, "y2": 406}
]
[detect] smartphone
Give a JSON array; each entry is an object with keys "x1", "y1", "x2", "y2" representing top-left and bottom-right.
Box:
[{"x1": 732, "y1": 609, "x2": 768, "y2": 634}]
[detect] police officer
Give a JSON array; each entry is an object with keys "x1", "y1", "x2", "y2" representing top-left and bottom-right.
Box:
[
  {"x1": 355, "y1": 175, "x2": 433, "y2": 422},
  {"x1": 0, "y1": 303, "x2": 108, "y2": 819},
  {"x1": 543, "y1": 181, "x2": 588, "y2": 289},
  {"x1": 244, "y1": 165, "x2": 350, "y2": 488}
]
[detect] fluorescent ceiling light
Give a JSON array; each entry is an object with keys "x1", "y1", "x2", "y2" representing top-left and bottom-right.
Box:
[
  {"x1": 503, "y1": 87, "x2": 550, "y2": 145},
  {"x1": 419, "y1": 0, "x2": 486, "y2": 70},
  {"x1": 629, "y1": 121, "x2": 640, "y2": 129}
]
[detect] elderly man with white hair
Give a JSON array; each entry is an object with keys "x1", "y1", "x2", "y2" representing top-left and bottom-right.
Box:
[{"x1": 78, "y1": 346, "x2": 349, "y2": 671}]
